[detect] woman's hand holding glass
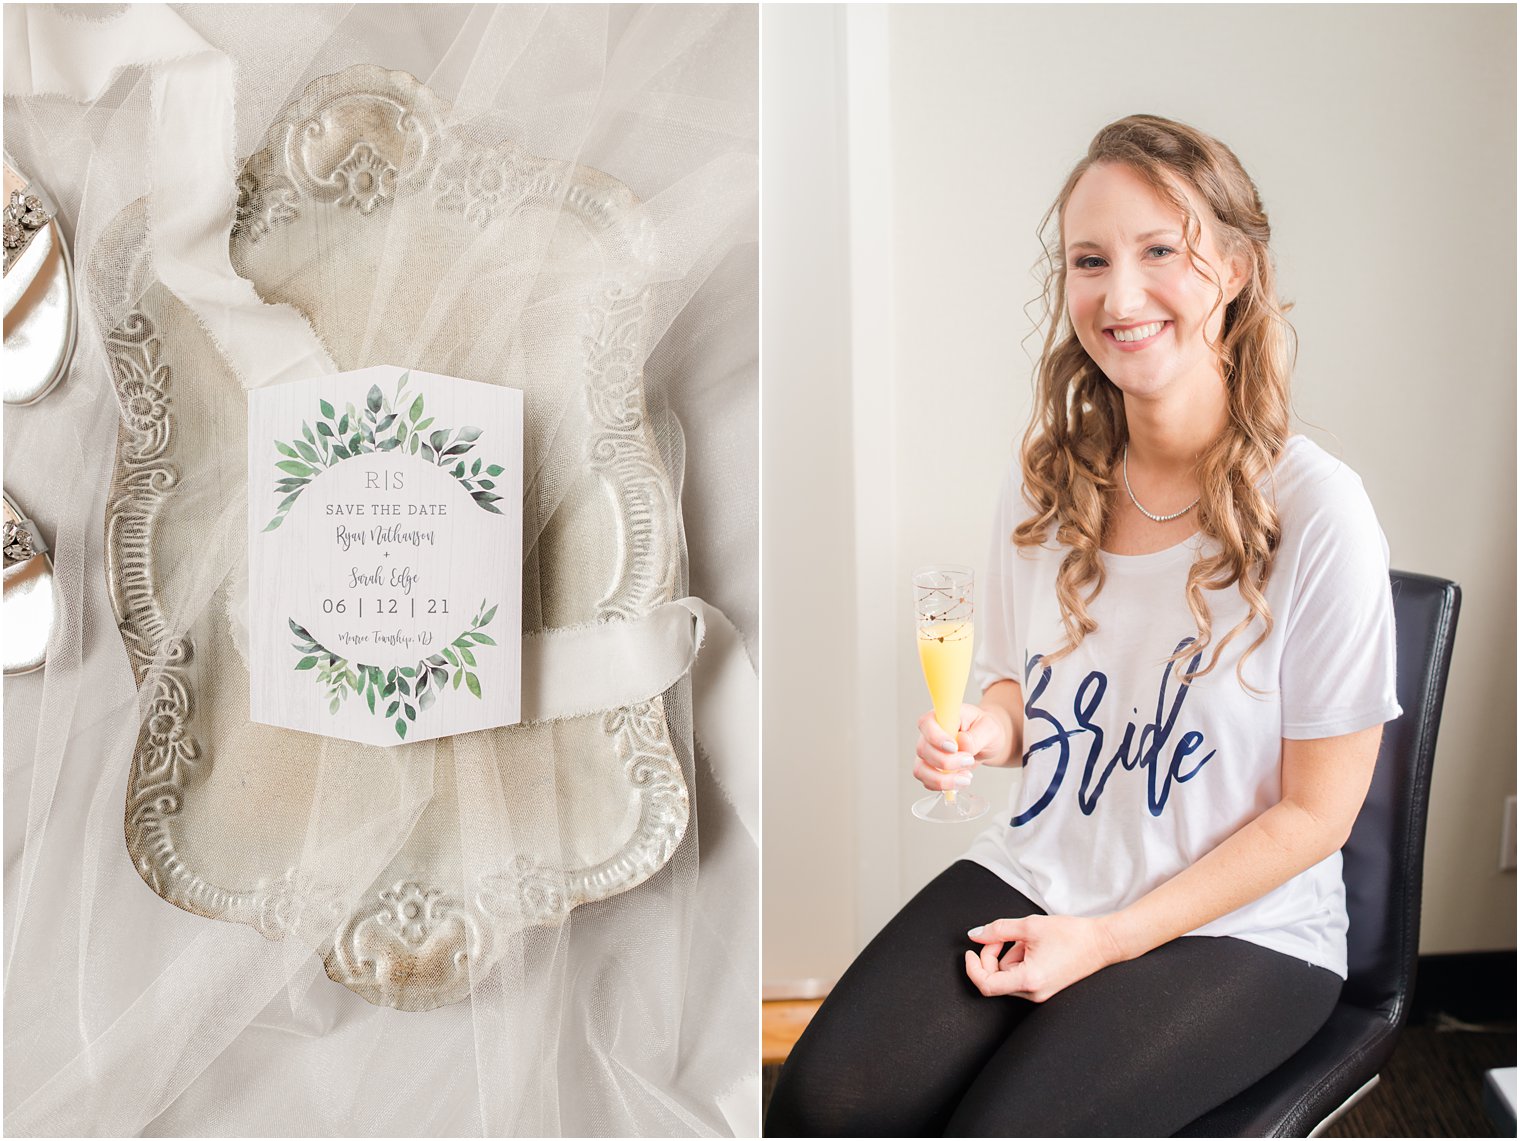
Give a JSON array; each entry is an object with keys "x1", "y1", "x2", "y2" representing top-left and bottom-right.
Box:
[{"x1": 913, "y1": 703, "x2": 1014, "y2": 794}]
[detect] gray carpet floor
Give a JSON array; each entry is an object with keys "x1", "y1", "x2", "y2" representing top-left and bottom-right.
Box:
[{"x1": 1322, "y1": 1023, "x2": 1514, "y2": 1138}]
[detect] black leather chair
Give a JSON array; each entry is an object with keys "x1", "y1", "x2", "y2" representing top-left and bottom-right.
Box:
[{"x1": 1177, "y1": 571, "x2": 1462, "y2": 1137}]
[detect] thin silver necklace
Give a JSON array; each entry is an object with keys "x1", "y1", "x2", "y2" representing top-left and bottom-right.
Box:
[{"x1": 1122, "y1": 446, "x2": 1199, "y2": 523}]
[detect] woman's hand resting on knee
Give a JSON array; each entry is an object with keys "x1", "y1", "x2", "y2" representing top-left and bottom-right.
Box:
[
  {"x1": 913, "y1": 702, "x2": 1015, "y2": 792},
  {"x1": 963, "y1": 915, "x2": 1126, "y2": 1003}
]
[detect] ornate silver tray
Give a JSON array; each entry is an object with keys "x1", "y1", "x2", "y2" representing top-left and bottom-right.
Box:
[{"x1": 102, "y1": 65, "x2": 688, "y2": 1011}]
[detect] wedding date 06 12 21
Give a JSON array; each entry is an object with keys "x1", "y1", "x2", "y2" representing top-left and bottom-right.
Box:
[{"x1": 319, "y1": 597, "x2": 452, "y2": 618}]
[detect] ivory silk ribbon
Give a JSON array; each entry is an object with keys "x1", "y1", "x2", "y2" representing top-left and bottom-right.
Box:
[{"x1": 526, "y1": 596, "x2": 758, "y2": 843}]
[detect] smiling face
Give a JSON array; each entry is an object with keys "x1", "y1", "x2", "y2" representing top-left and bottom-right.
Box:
[{"x1": 1062, "y1": 161, "x2": 1246, "y2": 404}]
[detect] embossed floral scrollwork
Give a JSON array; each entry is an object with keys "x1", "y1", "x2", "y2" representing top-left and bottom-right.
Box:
[
  {"x1": 331, "y1": 142, "x2": 396, "y2": 215},
  {"x1": 326, "y1": 881, "x2": 486, "y2": 1011},
  {"x1": 233, "y1": 170, "x2": 299, "y2": 243},
  {"x1": 279, "y1": 87, "x2": 434, "y2": 216},
  {"x1": 118, "y1": 375, "x2": 168, "y2": 434},
  {"x1": 605, "y1": 700, "x2": 666, "y2": 744},
  {"x1": 434, "y1": 144, "x2": 533, "y2": 228},
  {"x1": 380, "y1": 882, "x2": 449, "y2": 946},
  {"x1": 253, "y1": 869, "x2": 349, "y2": 942},
  {"x1": 136, "y1": 675, "x2": 201, "y2": 788},
  {"x1": 582, "y1": 286, "x2": 650, "y2": 433},
  {"x1": 128, "y1": 783, "x2": 184, "y2": 827},
  {"x1": 478, "y1": 855, "x2": 571, "y2": 926},
  {"x1": 108, "y1": 336, "x2": 172, "y2": 465}
]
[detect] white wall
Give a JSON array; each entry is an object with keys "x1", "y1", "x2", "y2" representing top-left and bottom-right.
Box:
[
  {"x1": 760, "y1": 4, "x2": 860, "y2": 987},
  {"x1": 764, "y1": 3, "x2": 1516, "y2": 986}
]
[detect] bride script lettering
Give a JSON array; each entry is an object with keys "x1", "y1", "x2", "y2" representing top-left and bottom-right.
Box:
[{"x1": 1013, "y1": 638, "x2": 1217, "y2": 826}]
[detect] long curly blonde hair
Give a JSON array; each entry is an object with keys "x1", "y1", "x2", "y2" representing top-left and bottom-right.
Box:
[{"x1": 1015, "y1": 114, "x2": 1295, "y2": 686}]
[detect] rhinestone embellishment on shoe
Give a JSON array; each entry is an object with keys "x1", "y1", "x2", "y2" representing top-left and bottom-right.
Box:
[
  {"x1": 3, "y1": 191, "x2": 51, "y2": 274},
  {"x1": 3, "y1": 519, "x2": 37, "y2": 567}
]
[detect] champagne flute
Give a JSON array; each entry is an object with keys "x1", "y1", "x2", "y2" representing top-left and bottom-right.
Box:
[{"x1": 912, "y1": 565, "x2": 988, "y2": 823}]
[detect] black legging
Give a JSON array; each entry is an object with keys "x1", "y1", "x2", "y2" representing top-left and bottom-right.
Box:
[{"x1": 765, "y1": 861, "x2": 1341, "y2": 1137}]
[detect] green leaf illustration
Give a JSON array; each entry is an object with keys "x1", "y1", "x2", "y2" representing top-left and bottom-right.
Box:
[
  {"x1": 320, "y1": 399, "x2": 335, "y2": 419},
  {"x1": 367, "y1": 385, "x2": 384, "y2": 414},
  {"x1": 276, "y1": 441, "x2": 299, "y2": 458},
  {"x1": 295, "y1": 656, "x2": 317, "y2": 670},
  {"x1": 408, "y1": 395, "x2": 424, "y2": 423},
  {"x1": 395, "y1": 718, "x2": 407, "y2": 740},
  {"x1": 276, "y1": 460, "x2": 312, "y2": 477},
  {"x1": 465, "y1": 673, "x2": 481, "y2": 699}
]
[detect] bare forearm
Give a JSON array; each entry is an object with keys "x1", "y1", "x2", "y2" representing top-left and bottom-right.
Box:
[
  {"x1": 1099, "y1": 726, "x2": 1382, "y2": 963},
  {"x1": 1100, "y1": 799, "x2": 1346, "y2": 964}
]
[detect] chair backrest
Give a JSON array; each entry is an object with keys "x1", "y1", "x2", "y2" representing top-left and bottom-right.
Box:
[{"x1": 1340, "y1": 571, "x2": 1461, "y2": 1019}]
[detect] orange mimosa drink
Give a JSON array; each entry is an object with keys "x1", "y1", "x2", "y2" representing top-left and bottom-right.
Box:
[{"x1": 917, "y1": 620, "x2": 974, "y2": 735}]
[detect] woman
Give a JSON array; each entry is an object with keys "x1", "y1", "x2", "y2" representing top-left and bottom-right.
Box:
[{"x1": 765, "y1": 115, "x2": 1401, "y2": 1137}]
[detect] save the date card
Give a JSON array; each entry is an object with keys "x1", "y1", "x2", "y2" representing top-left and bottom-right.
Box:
[{"x1": 248, "y1": 365, "x2": 523, "y2": 746}]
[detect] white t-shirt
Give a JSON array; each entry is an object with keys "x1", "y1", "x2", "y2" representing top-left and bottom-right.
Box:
[{"x1": 963, "y1": 434, "x2": 1401, "y2": 978}]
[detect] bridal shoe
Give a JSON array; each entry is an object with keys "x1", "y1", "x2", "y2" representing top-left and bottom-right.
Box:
[
  {"x1": 3, "y1": 490, "x2": 55, "y2": 674},
  {"x1": 3, "y1": 157, "x2": 78, "y2": 406}
]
